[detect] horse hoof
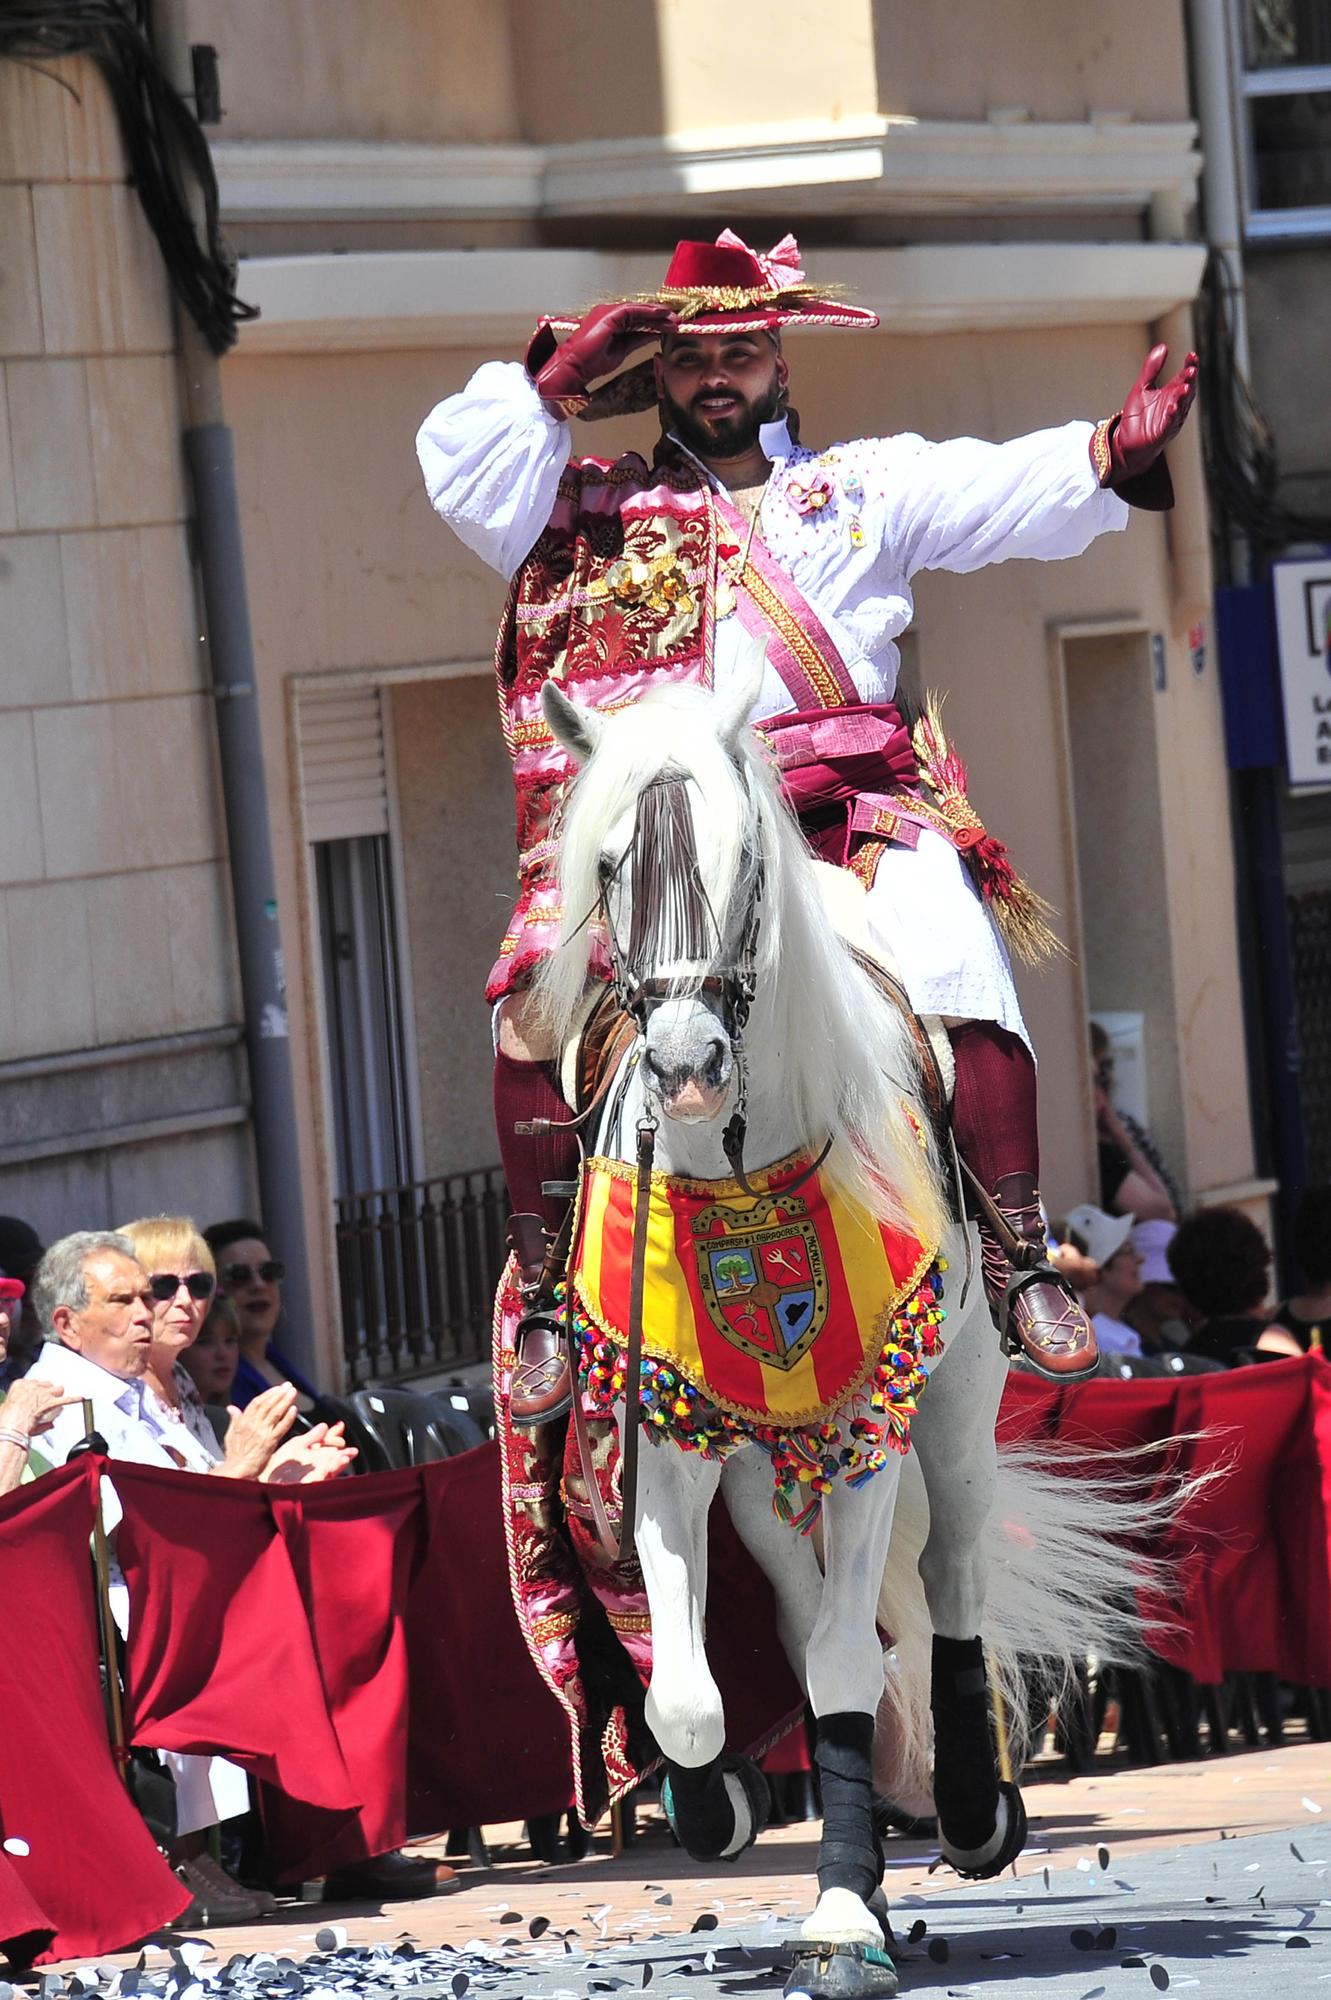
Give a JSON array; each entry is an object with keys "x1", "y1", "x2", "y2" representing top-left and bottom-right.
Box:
[
  {"x1": 661, "y1": 1752, "x2": 771, "y2": 1862},
  {"x1": 938, "y1": 1778, "x2": 1028, "y2": 1879},
  {"x1": 785, "y1": 1942, "x2": 900, "y2": 1999}
]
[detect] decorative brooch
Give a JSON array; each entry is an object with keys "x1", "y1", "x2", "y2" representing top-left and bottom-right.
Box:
[
  {"x1": 593, "y1": 553, "x2": 696, "y2": 616},
  {"x1": 785, "y1": 467, "x2": 834, "y2": 516}
]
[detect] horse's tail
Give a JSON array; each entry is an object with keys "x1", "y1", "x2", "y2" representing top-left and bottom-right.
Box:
[{"x1": 870, "y1": 1432, "x2": 1208, "y2": 1815}]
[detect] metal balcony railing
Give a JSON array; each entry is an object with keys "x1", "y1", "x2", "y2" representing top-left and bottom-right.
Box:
[{"x1": 335, "y1": 1166, "x2": 509, "y2": 1385}]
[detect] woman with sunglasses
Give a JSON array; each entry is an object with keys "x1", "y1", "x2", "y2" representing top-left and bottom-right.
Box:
[
  {"x1": 120, "y1": 1217, "x2": 353, "y2": 1483},
  {"x1": 202, "y1": 1219, "x2": 319, "y2": 1412}
]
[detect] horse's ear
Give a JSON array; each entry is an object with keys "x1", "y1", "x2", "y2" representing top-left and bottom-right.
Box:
[
  {"x1": 713, "y1": 635, "x2": 768, "y2": 753},
  {"x1": 542, "y1": 679, "x2": 603, "y2": 763}
]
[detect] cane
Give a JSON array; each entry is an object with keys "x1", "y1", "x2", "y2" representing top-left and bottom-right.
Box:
[{"x1": 68, "y1": 1399, "x2": 128, "y2": 1784}]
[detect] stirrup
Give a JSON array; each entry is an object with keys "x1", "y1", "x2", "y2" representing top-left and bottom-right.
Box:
[{"x1": 999, "y1": 1263, "x2": 1098, "y2": 1380}]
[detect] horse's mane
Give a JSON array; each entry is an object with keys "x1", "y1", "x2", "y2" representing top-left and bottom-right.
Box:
[{"x1": 534, "y1": 685, "x2": 947, "y2": 1244}]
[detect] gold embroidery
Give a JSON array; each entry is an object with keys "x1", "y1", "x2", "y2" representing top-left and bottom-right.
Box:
[{"x1": 737, "y1": 561, "x2": 848, "y2": 710}]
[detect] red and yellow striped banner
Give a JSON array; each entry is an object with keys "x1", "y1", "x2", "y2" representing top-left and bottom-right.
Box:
[{"x1": 573, "y1": 1148, "x2": 938, "y2": 1427}]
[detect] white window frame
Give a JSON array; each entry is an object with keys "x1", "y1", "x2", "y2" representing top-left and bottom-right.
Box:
[{"x1": 1231, "y1": 0, "x2": 1331, "y2": 240}]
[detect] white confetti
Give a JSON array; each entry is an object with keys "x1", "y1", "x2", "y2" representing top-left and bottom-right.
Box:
[{"x1": 1, "y1": 1838, "x2": 28, "y2": 1857}]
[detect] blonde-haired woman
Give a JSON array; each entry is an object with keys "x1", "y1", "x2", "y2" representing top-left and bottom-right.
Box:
[
  {"x1": 114, "y1": 1216, "x2": 356, "y2": 1922},
  {"x1": 119, "y1": 1216, "x2": 353, "y2": 1485}
]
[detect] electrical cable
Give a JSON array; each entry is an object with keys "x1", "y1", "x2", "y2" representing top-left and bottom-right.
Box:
[
  {"x1": 0, "y1": 1, "x2": 255, "y2": 354},
  {"x1": 1197, "y1": 248, "x2": 1331, "y2": 566}
]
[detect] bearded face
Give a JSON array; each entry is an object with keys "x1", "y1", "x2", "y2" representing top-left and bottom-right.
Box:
[{"x1": 655, "y1": 331, "x2": 787, "y2": 461}]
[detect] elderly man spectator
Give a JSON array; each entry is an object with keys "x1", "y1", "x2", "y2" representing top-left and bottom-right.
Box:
[
  {"x1": 26, "y1": 1232, "x2": 274, "y2": 1921},
  {"x1": 1063, "y1": 1203, "x2": 1145, "y2": 1357},
  {"x1": 29, "y1": 1231, "x2": 161, "y2": 1466}
]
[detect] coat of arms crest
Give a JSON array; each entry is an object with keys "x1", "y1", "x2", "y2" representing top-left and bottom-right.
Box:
[{"x1": 692, "y1": 1192, "x2": 830, "y2": 1370}]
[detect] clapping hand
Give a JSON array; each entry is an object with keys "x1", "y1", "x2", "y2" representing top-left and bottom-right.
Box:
[
  {"x1": 219, "y1": 1382, "x2": 299, "y2": 1479},
  {"x1": 261, "y1": 1421, "x2": 358, "y2": 1485}
]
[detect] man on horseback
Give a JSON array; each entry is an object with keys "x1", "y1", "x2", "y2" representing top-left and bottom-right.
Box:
[{"x1": 417, "y1": 228, "x2": 1196, "y2": 1399}]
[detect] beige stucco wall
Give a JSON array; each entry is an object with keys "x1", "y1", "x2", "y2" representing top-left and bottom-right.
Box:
[
  {"x1": 510, "y1": 0, "x2": 1188, "y2": 142},
  {"x1": 182, "y1": 0, "x2": 1189, "y2": 151},
  {"x1": 226, "y1": 317, "x2": 1250, "y2": 1259},
  {"x1": 220, "y1": 345, "x2": 515, "y2": 1359},
  {"x1": 390, "y1": 677, "x2": 516, "y2": 1178},
  {"x1": 871, "y1": 0, "x2": 1191, "y2": 123},
  {"x1": 185, "y1": 0, "x2": 523, "y2": 143},
  {"x1": 0, "y1": 56, "x2": 251, "y2": 1242}
]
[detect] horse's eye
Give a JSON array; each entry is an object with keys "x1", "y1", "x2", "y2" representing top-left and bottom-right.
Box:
[{"x1": 597, "y1": 856, "x2": 614, "y2": 887}]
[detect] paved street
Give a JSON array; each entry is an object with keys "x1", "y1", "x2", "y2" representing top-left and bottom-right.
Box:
[{"x1": 33, "y1": 1737, "x2": 1331, "y2": 1998}]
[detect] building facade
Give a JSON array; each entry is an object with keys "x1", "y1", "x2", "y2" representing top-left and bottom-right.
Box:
[
  {"x1": 0, "y1": 1, "x2": 1263, "y2": 1385},
  {"x1": 1190, "y1": 0, "x2": 1331, "y2": 1229}
]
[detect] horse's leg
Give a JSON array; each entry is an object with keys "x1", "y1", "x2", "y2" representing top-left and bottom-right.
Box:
[
  {"x1": 634, "y1": 1438, "x2": 769, "y2": 1861},
  {"x1": 793, "y1": 1453, "x2": 905, "y2": 1993},
  {"x1": 907, "y1": 1222, "x2": 1026, "y2": 1877},
  {"x1": 720, "y1": 1447, "x2": 823, "y2": 1686}
]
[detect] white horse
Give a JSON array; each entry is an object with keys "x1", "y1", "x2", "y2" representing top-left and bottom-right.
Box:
[{"x1": 535, "y1": 657, "x2": 1159, "y2": 2000}]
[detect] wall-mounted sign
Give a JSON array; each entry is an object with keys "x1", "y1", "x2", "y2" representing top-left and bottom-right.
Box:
[{"x1": 1272, "y1": 554, "x2": 1331, "y2": 788}]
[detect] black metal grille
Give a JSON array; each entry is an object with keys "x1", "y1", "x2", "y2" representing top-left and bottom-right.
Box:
[
  {"x1": 1290, "y1": 887, "x2": 1331, "y2": 1185},
  {"x1": 335, "y1": 1168, "x2": 509, "y2": 1385}
]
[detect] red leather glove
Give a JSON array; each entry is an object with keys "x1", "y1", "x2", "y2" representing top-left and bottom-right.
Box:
[
  {"x1": 1091, "y1": 343, "x2": 1198, "y2": 511},
  {"x1": 525, "y1": 302, "x2": 678, "y2": 417}
]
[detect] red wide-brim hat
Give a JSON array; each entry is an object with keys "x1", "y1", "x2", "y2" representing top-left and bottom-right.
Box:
[{"x1": 548, "y1": 229, "x2": 879, "y2": 335}]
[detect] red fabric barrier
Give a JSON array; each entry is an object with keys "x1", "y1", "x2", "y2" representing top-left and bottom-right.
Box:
[
  {"x1": 114, "y1": 1448, "x2": 581, "y2": 1881},
  {"x1": 0, "y1": 1462, "x2": 188, "y2": 1963},
  {"x1": 1000, "y1": 1355, "x2": 1331, "y2": 1686},
  {"x1": 7, "y1": 1359, "x2": 1329, "y2": 1956},
  {"x1": 115, "y1": 1442, "x2": 799, "y2": 1882}
]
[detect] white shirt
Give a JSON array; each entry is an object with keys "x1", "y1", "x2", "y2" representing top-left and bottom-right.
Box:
[
  {"x1": 1093, "y1": 1312, "x2": 1144, "y2": 1357},
  {"x1": 416, "y1": 363, "x2": 1129, "y2": 1035},
  {"x1": 416, "y1": 360, "x2": 1128, "y2": 719},
  {"x1": 32, "y1": 1340, "x2": 188, "y2": 1480}
]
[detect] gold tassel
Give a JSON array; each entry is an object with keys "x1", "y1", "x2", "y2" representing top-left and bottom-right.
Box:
[{"x1": 910, "y1": 692, "x2": 1066, "y2": 968}]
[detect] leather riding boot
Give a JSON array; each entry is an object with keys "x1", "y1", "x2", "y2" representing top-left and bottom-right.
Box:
[
  {"x1": 507, "y1": 1212, "x2": 574, "y2": 1424},
  {"x1": 979, "y1": 1172, "x2": 1098, "y2": 1380}
]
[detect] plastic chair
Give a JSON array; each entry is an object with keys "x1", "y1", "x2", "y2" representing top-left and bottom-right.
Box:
[
  {"x1": 432, "y1": 1379, "x2": 496, "y2": 1444},
  {"x1": 309, "y1": 1392, "x2": 390, "y2": 1473},
  {"x1": 349, "y1": 1387, "x2": 474, "y2": 1468}
]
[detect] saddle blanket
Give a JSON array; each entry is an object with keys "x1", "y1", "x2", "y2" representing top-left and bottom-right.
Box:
[{"x1": 573, "y1": 1146, "x2": 939, "y2": 1428}]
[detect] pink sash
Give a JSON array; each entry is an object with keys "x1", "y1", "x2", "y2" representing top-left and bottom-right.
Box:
[{"x1": 712, "y1": 490, "x2": 860, "y2": 713}]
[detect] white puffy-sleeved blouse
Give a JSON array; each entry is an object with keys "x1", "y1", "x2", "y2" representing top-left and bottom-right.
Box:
[{"x1": 416, "y1": 363, "x2": 1129, "y2": 1036}]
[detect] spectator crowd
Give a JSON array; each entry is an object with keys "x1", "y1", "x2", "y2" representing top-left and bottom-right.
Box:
[
  {"x1": 1044, "y1": 1026, "x2": 1330, "y2": 1375},
  {"x1": 0, "y1": 1212, "x2": 455, "y2": 1928}
]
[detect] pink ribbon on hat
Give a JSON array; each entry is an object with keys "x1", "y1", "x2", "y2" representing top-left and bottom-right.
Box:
[{"x1": 715, "y1": 228, "x2": 806, "y2": 292}]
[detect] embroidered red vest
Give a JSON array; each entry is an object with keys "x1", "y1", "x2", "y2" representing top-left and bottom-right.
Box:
[{"x1": 486, "y1": 445, "x2": 1047, "y2": 1001}]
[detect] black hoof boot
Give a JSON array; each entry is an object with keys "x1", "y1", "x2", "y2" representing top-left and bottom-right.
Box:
[
  {"x1": 785, "y1": 1941, "x2": 899, "y2": 1999},
  {"x1": 938, "y1": 1777, "x2": 1028, "y2": 1879},
  {"x1": 661, "y1": 1751, "x2": 770, "y2": 1862},
  {"x1": 932, "y1": 1634, "x2": 1028, "y2": 1874}
]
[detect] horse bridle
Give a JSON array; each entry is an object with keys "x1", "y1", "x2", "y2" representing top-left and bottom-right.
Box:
[{"x1": 565, "y1": 764, "x2": 835, "y2": 1564}]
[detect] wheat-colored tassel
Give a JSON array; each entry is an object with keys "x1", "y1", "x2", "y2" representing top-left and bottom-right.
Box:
[{"x1": 911, "y1": 692, "x2": 1066, "y2": 967}]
